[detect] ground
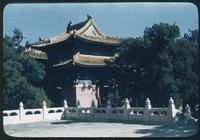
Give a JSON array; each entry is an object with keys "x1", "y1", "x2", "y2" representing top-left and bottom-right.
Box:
[{"x1": 3, "y1": 120, "x2": 198, "y2": 137}]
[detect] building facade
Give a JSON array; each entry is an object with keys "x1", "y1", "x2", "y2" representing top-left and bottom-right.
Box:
[{"x1": 25, "y1": 15, "x2": 122, "y2": 107}]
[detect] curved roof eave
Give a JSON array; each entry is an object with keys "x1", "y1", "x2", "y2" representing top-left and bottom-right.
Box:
[
  {"x1": 74, "y1": 33, "x2": 121, "y2": 45},
  {"x1": 31, "y1": 32, "x2": 71, "y2": 48},
  {"x1": 30, "y1": 16, "x2": 122, "y2": 48}
]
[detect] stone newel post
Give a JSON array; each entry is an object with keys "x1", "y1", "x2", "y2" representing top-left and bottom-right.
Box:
[
  {"x1": 91, "y1": 99, "x2": 96, "y2": 118},
  {"x1": 124, "y1": 98, "x2": 130, "y2": 109},
  {"x1": 106, "y1": 99, "x2": 111, "y2": 119},
  {"x1": 19, "y1": 101, "x2": 24, "y2": 121},
  {"x1": 64, "y1": 100, "x2": 68, "y2": 108},
  {"x1": 76, "y1": 100, "x2": 81, "y2": 119},
  {"x1": 76, "y1": 100, "x2": 81, "y2": 108},
  {"x1": 43, "y1": 100, "x2": 47, "y2": 120},
  {"x1": 145, "y1": 98, "x2": 152, "y2": 110},
  {"x1": 168, "y1": 97, "x2": 177, "y2": 122},
  {"x1": 124, "y1": 98, "x2": 130, "y2": 120},
  {"x1": 144, "y1": 98, "x2": 151, "y2": 123},
  {"x1": 91, "y1": 99, "x2": 96, "y2": 108},
  {"x1": 62, "y1": 100, "x2": 68, "y2": 120},
  {"x1": 107, "y1": 99, "x2": 111, "y2": 108}
]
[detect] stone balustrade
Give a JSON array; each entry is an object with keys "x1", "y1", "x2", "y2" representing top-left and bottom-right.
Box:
[
  {"x1": 3, "y1": 100, "x2": 67, "y2": 125},
  {"x1": 3, "y1": 97, "x2": 181, "y2": 125},
  {"x1": 64, "y1": 97, "x2": 179, "y2": 124}
]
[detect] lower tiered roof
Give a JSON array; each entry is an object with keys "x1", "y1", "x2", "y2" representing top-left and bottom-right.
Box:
[
  {"x1": 23, "y1": 48, "x2": 48, "y2": 59},
  {"x1": 53, "y1": 52, "x2": 114, "y2": 67}
]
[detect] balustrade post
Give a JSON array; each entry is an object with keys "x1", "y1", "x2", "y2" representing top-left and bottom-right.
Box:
[
  {"x1": 144, "y1": 98, "x2": 151, "y2": 124},
  {"x1": 76, "y1": 100, "x2": 81, "y2": 119},
  {"x1": 106, "y1": 99, "x2": 111, "y2": 120},
  {"x1": 168, "y1": 97, "x2": 177, "y2": 122},
  {"x1": 43, "y1": 100, "x2": 47, "y2": 120},
  {"x1": 63, "y1": 100, "x2": 68, "y2": 120},
  {"x1": 64, "y1": 99, "x2": 68, "y2": 108},
  {"x1": 91, "y1": 99, "x2": 96, "y2": 120},
  {"x1": 123, "y1": 98, "x2": 130, "y2": 120},
  {"x1": 19, "y1": 101, "x2": 24, "y2": 122}
]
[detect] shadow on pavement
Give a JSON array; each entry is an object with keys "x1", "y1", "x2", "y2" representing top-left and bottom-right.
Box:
[
  {"x1": 51, "y1": 120, "x2": 82, "y2": 124},
  {"x1": 133, "y1": 123, "x2": 198, "y2": 137},
  {"x1": 51, "y1": 120, "x2": 198, "y2": 137}
]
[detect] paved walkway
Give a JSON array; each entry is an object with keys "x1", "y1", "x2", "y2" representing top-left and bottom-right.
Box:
[{"x1": 3, "y1": 120, "x2": 198, "y2": 137}]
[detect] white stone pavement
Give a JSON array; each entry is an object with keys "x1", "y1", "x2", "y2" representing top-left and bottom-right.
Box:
[{"x1": 3, "y1": 120, "x2": 198, "y2": 137}]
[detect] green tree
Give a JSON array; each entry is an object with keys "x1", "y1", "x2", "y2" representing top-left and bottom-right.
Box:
[
  {"x1": 106, "y1": 79, "x2": 121, "y2": 107},
  {"x1": 3, "y1": 30, "x2": 51, "y2": 110},
  {"x1": 173, "y1": 29, "x2": 199, "y2": 111},
  {"x1": 142, "y1": 23, "x2": 180, "y2": 106},
  {"x1": 110, "y1": 37, "x2": 146, "y2": 106},
  {"x1": 107, "y1": 23, "x2": 198, "y2": 113}
]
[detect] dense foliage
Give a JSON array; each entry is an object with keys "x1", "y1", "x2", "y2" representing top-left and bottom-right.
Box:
[
  {"x1": 3, "y1": 29, "x2": 51, "y2": 110},
  {"x1": 107, "y1": 23, "x2": 199, "y2": 115}
]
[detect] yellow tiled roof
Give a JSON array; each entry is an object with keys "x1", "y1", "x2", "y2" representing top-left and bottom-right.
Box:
[
  {"x1": 53, "y1": 53, "x2": 114, "y2": 67},
  {"x1": 30, "y1": 16, "x2": 121, "y2": 48},
  {"x1": 24, "y1": 48, "x2": 48, "y2": 59}
]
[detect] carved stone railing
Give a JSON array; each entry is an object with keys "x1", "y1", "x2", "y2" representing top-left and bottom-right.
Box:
[
  {"x1": 3, "y1": 100, "x2": 67, "y2": 125},
  {"x1": 3, "y1": 97, "x2": 181, "y2": 125},
  {"x1": 64, "y1": 97, "x2": 179, "y2": 124}
]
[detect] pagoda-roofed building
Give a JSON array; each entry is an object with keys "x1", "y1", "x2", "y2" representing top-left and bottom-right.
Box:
[{"x1": 25, "y1": 14, "x2": 122, "y2": 107}]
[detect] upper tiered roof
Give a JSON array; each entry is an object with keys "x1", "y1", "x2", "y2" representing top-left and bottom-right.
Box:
[{"x1": 30, "y1": 14, "x2": 122, "y2": 48}]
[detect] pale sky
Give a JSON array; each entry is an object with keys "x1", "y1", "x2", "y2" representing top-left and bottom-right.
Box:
[{"x1": 3, "y1": 2, "x2": 198, "y2": 44}]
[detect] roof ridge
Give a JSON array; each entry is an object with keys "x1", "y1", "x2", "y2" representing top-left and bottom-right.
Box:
[{"x1": 67, "y1": 19, "x2": 89, "y2": 32}]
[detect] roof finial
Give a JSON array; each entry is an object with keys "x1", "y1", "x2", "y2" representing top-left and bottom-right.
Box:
[
  {"x1": 69, "y1": 20, "x2": 72, "y2": 26},
  {"x1": 67, "y1": 20, "x2": 72, "y2": 32},
  {"x1": 87, "y1": 14, "x2": 92, "y2": 19}
]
